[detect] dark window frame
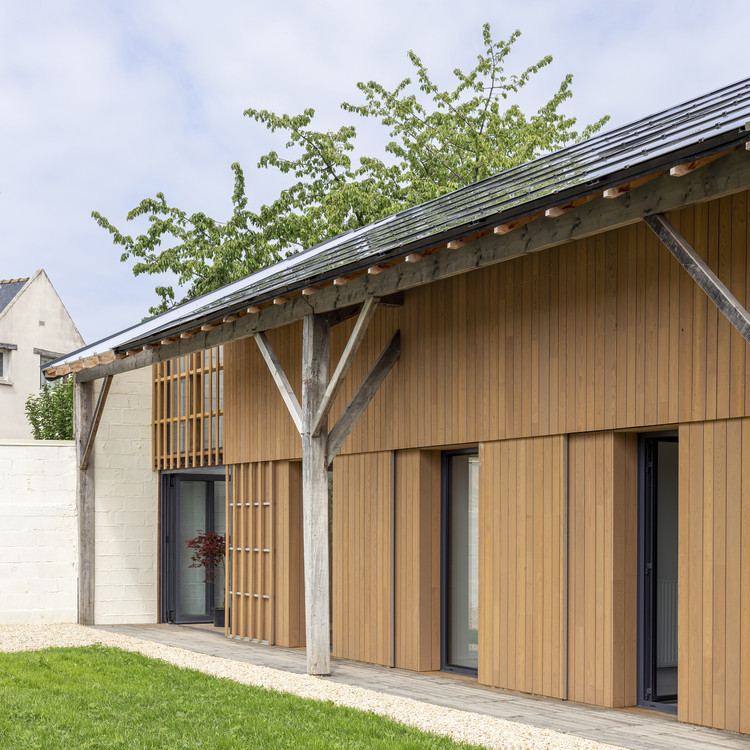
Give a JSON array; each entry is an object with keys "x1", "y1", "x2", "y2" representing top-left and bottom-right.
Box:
[
  {"x1": 440, "y1": 447, "x2": 480, "y2": 678},
  {"x1": 637, "y1": 431, "x2": 679, "y2": 714},
  {"x1": 161, "y1": 472, "x2": 224, "y2": 624}
]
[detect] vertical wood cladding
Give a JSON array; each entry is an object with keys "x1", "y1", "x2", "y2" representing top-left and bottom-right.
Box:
[
  {"x1": 332, "y1": 451, "x2": 392, "y2": 665},
  {"x1": 224, "y1": 191, "x2": 750, "y2": 465},
  {"x1": 566, "y1": 431, "x2": 638, "y2": 708},
  {"x1": 478, "y1": 436, "x2": 566, "y2": 697},
  {"x1": 331, "y1": 448, "x2": 441, "y2": 670},
  {"x1": 393, "y1": 449, "x2": 441, "y2": 672},
  {"x1": 679, "y1": 418, "x2": 750, "y2": 734}
]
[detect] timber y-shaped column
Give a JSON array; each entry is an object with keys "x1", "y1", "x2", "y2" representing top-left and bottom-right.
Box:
[{"x1": 254, "y1": 297, "x2": 401, "y2": 674}]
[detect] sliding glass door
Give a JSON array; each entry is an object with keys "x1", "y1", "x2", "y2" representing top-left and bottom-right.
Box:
[
  {"x1": 640, "y1": 435, "x2": 678, "y2": 711},
  {"x1": 442, "y1": 451, "x2": 479, "y2": 675}
]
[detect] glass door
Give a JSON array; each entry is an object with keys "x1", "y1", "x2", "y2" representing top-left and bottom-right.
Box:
[
  {"x1": 162, "y1": 474, "x2": 226, "y2": 624},
  {"x1": 640, "y1": 435, "x2": 678, "y2": 710},
  {"x1": 442, "y1": 451, "x2": 479, "y2": 675}
]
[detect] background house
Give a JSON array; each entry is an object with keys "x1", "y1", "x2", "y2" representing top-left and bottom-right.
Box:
[{"x1": 0, "y1": 270, "x2": 84, "y2": 438}]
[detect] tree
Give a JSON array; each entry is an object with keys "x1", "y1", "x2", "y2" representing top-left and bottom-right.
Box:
[
  {"x1": 25, "y1": 376, "x2": 75, "y2": 441},
  {"x1": 93, "y1": 25, "x2": 609, "y2": 316}
]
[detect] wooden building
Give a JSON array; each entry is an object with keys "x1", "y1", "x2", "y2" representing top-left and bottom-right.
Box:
[{"x1": 47, "y1": 78, "x2": 750, "y2": 734}]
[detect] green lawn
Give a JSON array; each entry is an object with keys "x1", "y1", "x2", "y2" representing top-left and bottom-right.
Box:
[{"x1": 0, "y1": 646, "x2": 484, "y2": 749}]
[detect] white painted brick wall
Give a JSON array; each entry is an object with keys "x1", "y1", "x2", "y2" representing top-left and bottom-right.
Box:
[
  {"x1": 93, "y1": 367, "x2": 159, "y2": 624},
  {"x1": 0, "y1": 440, "x2": 77, "y2": 624}
]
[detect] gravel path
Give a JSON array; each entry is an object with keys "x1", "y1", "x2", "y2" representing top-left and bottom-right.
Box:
[{"x1": 0, "y1": 624, "x2": 624, "y2": 750}]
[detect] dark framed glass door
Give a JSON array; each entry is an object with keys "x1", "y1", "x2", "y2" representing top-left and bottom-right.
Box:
[
  {"x1": 639, "y1": 434, "x2": 678, "y2": 711},
  {"x1": 441, "y1": 450, "x2": 479, "y2": 675},
  {"x1": 162, "y1": 473, "x2": 226, "y2": 624}
]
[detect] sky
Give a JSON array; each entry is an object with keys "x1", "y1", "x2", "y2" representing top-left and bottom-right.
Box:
[{"x1": 0, "y1": 0, "x2": 747, "y2": 345}]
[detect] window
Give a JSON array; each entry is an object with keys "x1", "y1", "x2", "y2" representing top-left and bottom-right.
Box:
[
  {"x1": 0, "y1": 343, "x2": 17, "y2": 384},
  {"x1": 442, "y1": 450, "x2": 479, "y2": 675},
  {"x1": 34, "y1": 348, "x2": 62, "y2": 388}
]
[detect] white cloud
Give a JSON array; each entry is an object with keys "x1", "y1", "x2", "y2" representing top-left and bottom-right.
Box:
[{"x1": 0, "y1": 0, "x2": 746, "y2": 342}]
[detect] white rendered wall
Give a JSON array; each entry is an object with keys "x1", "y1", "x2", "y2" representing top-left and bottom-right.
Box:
[
  {"x1": 0, "y1": 440, "x2": 77, "y2": 623},
  {"x1": 0, "y1": 270, "x2": 85, "y2": 439},
  {"x1": 93, "y1": 367, "x2": 159, "y2": 624}
]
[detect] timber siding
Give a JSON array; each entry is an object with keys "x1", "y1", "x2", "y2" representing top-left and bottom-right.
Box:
[
  {"x1": 225, "y1": 191, "x2": 750, "y2": 461},
  {"x1": 221, "y1": 188, "x2": 750, "y2": 734}
]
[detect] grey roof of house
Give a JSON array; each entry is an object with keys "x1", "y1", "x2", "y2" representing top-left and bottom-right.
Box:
[
  {"x1": 49, "y1": 76, "x2": 750, "y2": 369},
  {"x1": 0, "y1": 278, "x2": 29, "y2": 316}
]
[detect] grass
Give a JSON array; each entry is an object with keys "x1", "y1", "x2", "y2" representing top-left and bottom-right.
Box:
[{"x1": 0, "y1": 646, "x2": 484, "y2": 749}]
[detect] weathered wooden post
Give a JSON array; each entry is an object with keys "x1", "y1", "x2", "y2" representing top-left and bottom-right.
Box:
[
  {"x1": 75, "y1": 378, "x2": 95, "y2": 626},
  {"x1": 301, "y1": 314, "x2": 331, "y2": 675}
]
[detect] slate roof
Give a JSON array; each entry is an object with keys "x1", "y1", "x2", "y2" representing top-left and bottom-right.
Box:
[
  {"x1": 0, "y1": 278, "x2": 29, "y2": 316},
  {"x1": 48, "y1": 76, "x2": 750, "y2": 371}
]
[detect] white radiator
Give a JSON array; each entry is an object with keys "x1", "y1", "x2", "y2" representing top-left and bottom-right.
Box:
[{"x1": 656, "y1": 579, "x2": 678, "y2": 668}]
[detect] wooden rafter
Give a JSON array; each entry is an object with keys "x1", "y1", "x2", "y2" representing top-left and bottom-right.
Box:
[
  {"x1": 311, "y1": 296, "x2": 379, "y2": 437},
  {"x1": 253, "y1": 331, "x2": 303, "y2": 434},
  {"x1": 493, "y1": 212, "x2": 539, "y2": 235},
  {"x1": 545, "y1": 193, "x2": 598, "y2": 218},
  {"x1": 326, "y1": 329, "x2": 401, "y2": 466},
  {"x1": 644, "y1": 213, "x2": 750, "y2": 344},
  {"x1": 670, "y1": 151, "x2": 727, "y2": 177},
  {"x1": 602, "y1": 172, "x2": 663, "y2": 199}
]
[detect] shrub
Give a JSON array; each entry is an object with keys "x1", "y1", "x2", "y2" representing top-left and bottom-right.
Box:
[{"x1": 25, "y1": 376, "x2": 74, "y2": 440}]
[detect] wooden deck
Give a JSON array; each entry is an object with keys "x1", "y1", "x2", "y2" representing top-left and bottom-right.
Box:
[{"x1": 90, "y1": 624, "x2": 746, "y2": 750}]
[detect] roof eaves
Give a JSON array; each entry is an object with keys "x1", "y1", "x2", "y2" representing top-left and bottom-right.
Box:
[{"x1": 118, "y1": 127, "x2": 750, "y2": 352}]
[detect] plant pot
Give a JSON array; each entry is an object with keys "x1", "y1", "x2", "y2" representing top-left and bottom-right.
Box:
[{"x1": 213, "y1": 607, "x2": 225, "y2": 628}]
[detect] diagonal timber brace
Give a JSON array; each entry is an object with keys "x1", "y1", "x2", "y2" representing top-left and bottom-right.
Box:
[
  {"x1": 327, "y1": 329, "x2": 401, "y2": 466},
  {"x1": 644, "y1": 213, "x2": 750, "y2": 344},
  {"x1": 254, "y1": 331, "x2": 303, "y2": 433},
  {"x1": 80, "y1": 375, "x2": 113, "y2": 471},
  {"x1": 312, "y1": 295, "x2": 380, "y2": 437}
]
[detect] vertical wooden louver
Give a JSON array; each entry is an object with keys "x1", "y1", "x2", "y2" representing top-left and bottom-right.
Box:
[
  {"x1": 152, "y1": 347, "x2": 224, "y2": 469},
  {"x1": 229, "y1": 462, "x2": 275, "y2": 644}
]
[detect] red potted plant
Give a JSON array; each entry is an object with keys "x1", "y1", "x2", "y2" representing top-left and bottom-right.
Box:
[{"x1": 185, "y1": 530, "x2": 227, "y2": 627}]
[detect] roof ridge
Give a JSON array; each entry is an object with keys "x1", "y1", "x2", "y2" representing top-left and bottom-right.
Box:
[{"x1": 0, "y1": 277, "x2": 30, "y2": 285}]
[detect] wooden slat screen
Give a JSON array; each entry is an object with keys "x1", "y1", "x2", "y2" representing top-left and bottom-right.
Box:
[
  {"x1": 152, "y1": 347, "x2": 224, "y2": 469},
  {"x1": 229, "y1": 462, "x2": 275, "y2": 644}
]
